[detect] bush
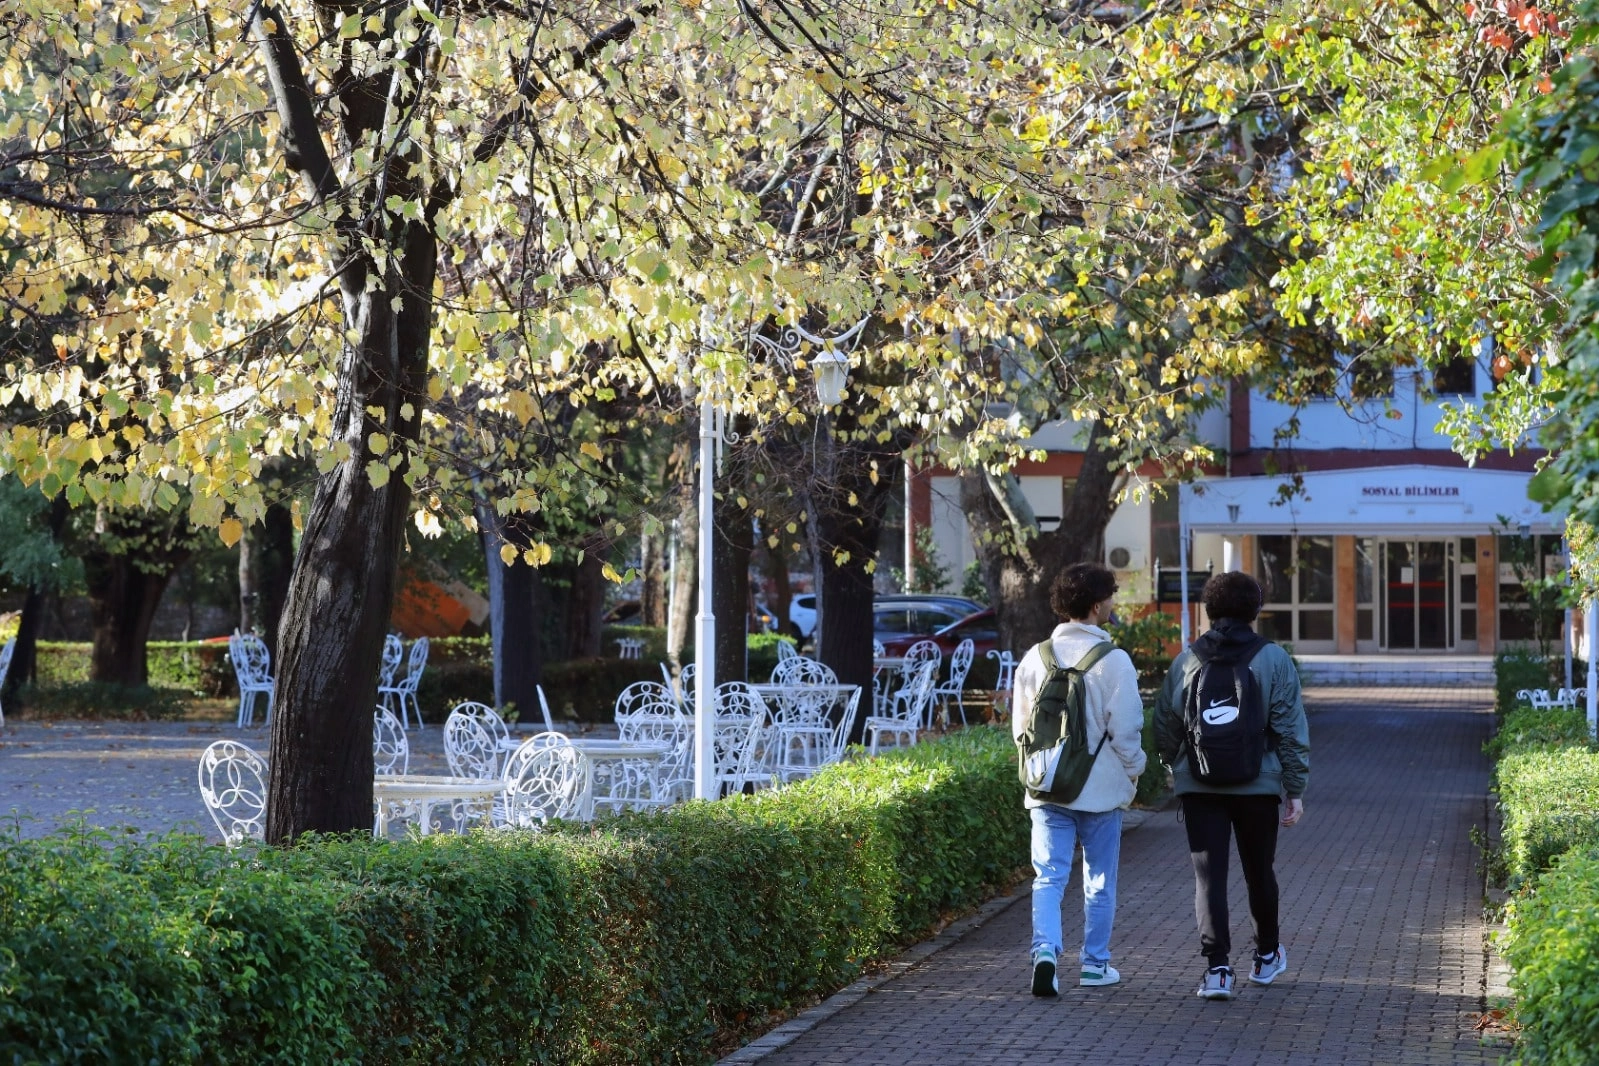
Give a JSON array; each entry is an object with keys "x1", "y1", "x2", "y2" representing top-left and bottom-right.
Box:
[
  {"x1": 1501, "y1": 847, "x2": 1599, "y2": 1066},
  {"x1": 14, "y1": 681, "x2": 189, "y2": 721},
  {"x1": 0, "y1": 729, "x2": 1028, "y2": 1065},
  {"x1": 1496, "y1": 649, "x2": 1560, "y2": 716},
  {"x1": 1135, "y1": 705, "x2": 1168, "y2": 807},
  {"x1": 1497, "y1": 747, "x2": 1599, "y2": 886},
  {"x1": 1487, "y1": 705, "x2": 1593, "y2": 761}
]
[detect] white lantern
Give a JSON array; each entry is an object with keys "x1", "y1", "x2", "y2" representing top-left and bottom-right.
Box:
[{"x1": 812, "y1": 347, "x2": 850, "y2": 407}]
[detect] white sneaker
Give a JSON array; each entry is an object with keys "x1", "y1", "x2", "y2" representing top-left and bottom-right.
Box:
[
  {"x1": 1079, "y1": 962, "x2": 1121, "y2": 987},
  {"x1": 1197, "y1": 965, "x2": 1235, "y2": 1000},
  {"x1": 1250, "y1": 945, "x2": 1288, "y2": 985},
  {"x1": 1031, "y1": 948, "x2": 1059, "y2": 997}
]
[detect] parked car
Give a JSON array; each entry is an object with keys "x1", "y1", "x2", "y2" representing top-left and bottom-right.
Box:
[
  {"x1": 880, "y1": 608, "x2": 998, "y2": 658},
  {"x1": 872, "y1": 595, "x2": 986, "y2": 648}
]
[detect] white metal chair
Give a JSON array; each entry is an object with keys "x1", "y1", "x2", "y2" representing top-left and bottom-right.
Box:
[
  {"x1": 534, "y1": 684, "x2": 558, "y2": 731},
  {"x1": 228, "y1": 632, "x2": 275, "y2": 727},
  {"x1": 873, "y1": 638, "x2": 886, "y2": 658},
  {"x1": 604, "y1": 694, "x2": 692, "y2": 812},
  {"x1": 987, "y1": 649, "x2": 1018, "y2": 695},
  {"x1": 0, "y1": 638, "x2": 14, "y2": 727},
  {"x1": 1518, "y1": 688, "x2": 1562, "y2": 710},
  {"x1": 615, "y1": 680, "x2": 677, "y2": 717},
  {"x1": 615, "y1": 637, "x2": 646, "y2": 659},
  {"x1": 865, "y1": 661, "x2": 938, "y2": 755},
  {"x1": 771, "y1": 655, "x2": 838, "y2": 687},
  {"x1": 933, "y1": 638, "x2": 976, "y2": 727},
  {"x1": 499, "y1": 738, "x2": 586, "y2": 828},
  {"x1": 444, "y1": 702, "x2": 508, "y2": 779},
  {"x1": 714, "y1": 682, "x2": 772, "y2": 795},
  {"x1": 775, "y1": 638, "x2": 799, "y2": 662},
  {"x1": 373, "y1": 706, "x2": 410, "y2": 775},
  {"x1": 377, "y1": 632, "x2": 403, "y2": 688},
  {"x1": 774, "y1": 686, "x2": 862, "y2": 783},
  {"x1": 379, "y1": 637, "x2": 429, "y2": 729},
  {"x1": 197, "y1": 739, "x2": 268, "y2": 845},
  {"x1": 677, "y1": 662, "x2": 698, "y2": 709}
]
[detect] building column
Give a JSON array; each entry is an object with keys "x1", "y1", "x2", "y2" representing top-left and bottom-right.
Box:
[
  {"x1": 1476, "y1": 534, "x2": 1498, "y2": 654},
  {"x1": 1335, "y1": 535, "x2": 1357, "y2": 654},
  {"x1": 1222, "y1": 536, "x2": 1240, "y2": 573}
]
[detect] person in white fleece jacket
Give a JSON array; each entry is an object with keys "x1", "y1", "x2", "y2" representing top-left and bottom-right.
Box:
[{"x1": 1011, "y1": 561, "x2": 1147, "y2": 995}]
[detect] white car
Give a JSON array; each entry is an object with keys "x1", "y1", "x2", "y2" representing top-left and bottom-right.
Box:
[{"x1": 785, "y1": 594, "x2": 818, "y2": 640}]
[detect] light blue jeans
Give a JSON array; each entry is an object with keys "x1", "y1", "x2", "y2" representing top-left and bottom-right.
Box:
[{"x1": 1030, "y1": 804, "x2": 1122, "y2": 967}]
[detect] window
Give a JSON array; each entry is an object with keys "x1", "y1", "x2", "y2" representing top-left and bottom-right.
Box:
[
  {"x1": 1150, "y1": 485, "x2": 1183, "y2": 568},
  {"x1": 1432, "y1": 355, "x2": 1476, "y2": 396},
  {"x1": 1253, "y1": 534, "x2": 1337, "y2": 649},
  {"x1": 1347, "y1": 354, "x2": 1393, "y2": 399}
]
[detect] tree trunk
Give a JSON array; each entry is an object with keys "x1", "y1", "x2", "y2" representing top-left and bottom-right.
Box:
[
  {"x1": 478, "y1": 504, "x2": 545, "y2": 718},
  {"x1": 257, "y1": 501, "x2": 295, "y2": 655},
  {"x1": 757, "y1": 515, "x2": 793, "y2": 640},
  {"x1": 83, "y1": 554, "x2": 184, "y2": 685},
  {"x1": 712, "y1": 445, "x2": 753, "y2": 684},
  {"x1": 8, "y1": 493, "x2": 68, "y2": 695},
  {"x1": 961, "y1": 420, "x2": 1124, "y2": 654},
  {"x1": 265, "y1": 230, "x2": 436, "y2": 841},
  {"x1": 565, "y1": 533, "x2": 606, "y2": 659},
  {"x1": 640, "y1": 530, "x2": 666, "y2": 628},
  {"x1": 666, "y1": 492, "x2": 698, "y2": 668}
]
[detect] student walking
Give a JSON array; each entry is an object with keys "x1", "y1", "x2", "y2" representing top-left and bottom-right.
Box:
[
  {"x1": 1012, "y1": 562, "x2": 1146, "y2": 995},
  {"x1": 1154, "y1": 571, "x2": 1309, "y2": 1001}
]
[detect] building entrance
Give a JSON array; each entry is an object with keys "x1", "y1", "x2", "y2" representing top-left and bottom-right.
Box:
[{"x1": 1380, "y1": 540, "x2": 1455, "y2": 650}]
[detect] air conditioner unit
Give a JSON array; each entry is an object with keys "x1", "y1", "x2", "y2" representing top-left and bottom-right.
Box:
[{"x1": 1106, "y1": 545, "x2": 1146, "y2": 571}]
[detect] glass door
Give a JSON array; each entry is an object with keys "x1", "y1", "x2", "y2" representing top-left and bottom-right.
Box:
[{"x1": 1380, "y1": 540, "x2": 1455, "y2": 651}]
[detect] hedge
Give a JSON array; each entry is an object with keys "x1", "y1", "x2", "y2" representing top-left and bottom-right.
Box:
[
  {"x1": 1502, "y1": 848, "x2": 1599, "y2": 1066},
  {"x1": 0, "y1": 728, "x2": 1028, "y2": 1065},
  {"x1": 1496, "y1": 747, "x2": 1599, "y2": 887}
]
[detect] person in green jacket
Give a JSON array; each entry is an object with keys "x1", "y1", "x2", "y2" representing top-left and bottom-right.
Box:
[{"x1": 1154, "y1": 571, "x2": 1309, "y2": 1002}]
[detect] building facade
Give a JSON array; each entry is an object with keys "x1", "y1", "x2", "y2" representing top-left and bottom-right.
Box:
[{"x1": 918, "y1": 359, "x2": 1566, "y2": 655}]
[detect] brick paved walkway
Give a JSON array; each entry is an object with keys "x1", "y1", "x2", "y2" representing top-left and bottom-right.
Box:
[{"x1": 747, "y1": 686, "x2": 1508, "y2": 1066}]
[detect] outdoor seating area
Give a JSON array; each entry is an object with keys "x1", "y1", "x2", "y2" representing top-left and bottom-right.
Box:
[{"x1": 199, "y1": 640, "x2": 1000, "y2": 843}]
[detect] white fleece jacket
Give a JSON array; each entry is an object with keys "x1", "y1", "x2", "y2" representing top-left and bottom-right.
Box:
[{"x1": 1011, "y1": 622, "x2": 1147, "y2": 812}]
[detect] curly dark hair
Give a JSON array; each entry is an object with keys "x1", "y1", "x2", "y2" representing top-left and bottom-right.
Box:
[
  {"x1": 1050, "y1": 562, "x2": 1118, "y2": 621},
  {"x1": 1201, "y1": 571, "x2": 1263, "y2": 623}
]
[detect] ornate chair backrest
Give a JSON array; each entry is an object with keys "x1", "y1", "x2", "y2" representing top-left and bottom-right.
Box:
[
  {"x1": 873, "y1": 639, "x2": 886, "y2": 658},
  {"x1": 775, "y1": 639, "x2": 798, "y2": 662},
  {"x1": 0, "y1": 638, "x2": 16, "y2": 688},
  {"x1": 502, "y1": 742, "x2": 585, "y2": 828},
  {"x1": 399, "y1": 637, "x2": 430, "y2": 691},
  {"x1": 444, "y1": 702, "x2": 506, "y2": 779},
  {"x1": 829, "y1": 686, "x2": 863, "y2": 761},
  {"x1": 677, "y1": 662, "x2": 697, "y2": 707},
  {"x1": 895, "y1": 661, "x2": 939, "y2": 723},
  {"x1": 503, "y1": 731, "x2": 571, "y2": 783},
  {"x1": 771, "y1": 655, "x2": 837, "y2": 687},
  {"x1": 373, "y1": 706, "x2": 410, "y2": 774},
  {"x1": 535, "y1": 684, "x2": 557, "y2": 731},
  {"x1": 197, "y1": 740, "x2": 268, "y2": 845},
  {"x1": 903, "y1": 639, "x2": 942, "y2": 675},
  {"x1": 987, "y1": 649, "x2": 1017, "y2": 693},
  {"x1": 713, "y1": 682, "x2": 769, "y2": 780},
  {"x1": 229, "y1": 632, "x2": 271, "y2": 685},
  {"x1": 946, "y1": 639, "x2": 975, "y2": 687},
  {"x1": 378, "y1": 633, "x2": 404, "y2": 687},
  {"x1": 615, "y1": 681, "x2": 676, "y2": 718}
]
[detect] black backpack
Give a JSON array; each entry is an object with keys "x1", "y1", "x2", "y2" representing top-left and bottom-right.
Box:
[
  {"x1": 1016, "y1": 640, "x2": 1115, "y2": 804},
  {"x1": 1182, "y1": 636, "x2": 1272, "y2": 785}
]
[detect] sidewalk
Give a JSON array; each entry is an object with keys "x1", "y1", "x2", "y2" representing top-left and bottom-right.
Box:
[{"x1": 735, "y1": 685, "x2": 1510, "y2": 1066}]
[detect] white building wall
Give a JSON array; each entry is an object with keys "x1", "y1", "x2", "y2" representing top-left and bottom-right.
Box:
[{"x1": 1248, "y1": 362, "x2": 1491, "y2": 451}]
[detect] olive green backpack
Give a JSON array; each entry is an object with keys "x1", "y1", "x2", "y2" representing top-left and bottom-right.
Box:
[{"x1": 1015, "y1": 641, "x2": 1114, "y2": 804}]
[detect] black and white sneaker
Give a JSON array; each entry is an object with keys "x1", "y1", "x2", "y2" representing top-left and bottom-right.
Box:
[
  {"x1": 1250, "y1": 945, "x2": 1288, "y2": 985},
  {"x1": 1197, "y1": 965, "x2": 1235, "y2": 1000},
  {"x1": 1031, "y1": 947, "x2": 1059, "y2": 997}
]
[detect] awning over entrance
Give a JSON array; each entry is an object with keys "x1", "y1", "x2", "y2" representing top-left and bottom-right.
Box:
[{"x1": 1179, "y1": 464, "x2": 1561, "y2": 536}]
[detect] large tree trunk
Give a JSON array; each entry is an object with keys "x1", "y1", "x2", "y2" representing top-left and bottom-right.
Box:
[
  {"x1": 756, "y1": 515, "x2": 793, "y2": 640},
  {"x1": 265, "y1": 227, "x2": 436, "y2": 841},
  {"x1": 811, "y1": 425, "x2": 906, "y2": 743},
  {"x1": 8, "y1": 493, "x2": 68, "y2": 695},
  {"x1": 639, "y1": 530, "x2": 666, "y2": 628},
  {"x1": 962, "y1": 420, "x2": 1124, "y2": 654},
  {"x1": 666, "y1": 489, "x2": 698, "y2": 668},
  {"x1": 478, "y1": 504, "x2": 544, "y2": 717},
  {"x1": 81, "y1": 507, "x2": 193, "y2": 685},
  {"x1": 565, "y1": 532, "x2": 606, "y2": 659},
  {"x1": 712, "y1": 449, "x2": 754, "y2": 685}
]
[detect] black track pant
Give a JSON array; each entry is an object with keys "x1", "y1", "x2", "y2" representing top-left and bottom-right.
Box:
[{"x1": 1180, "y1": 792, "x2": 1280, "y2": 968}]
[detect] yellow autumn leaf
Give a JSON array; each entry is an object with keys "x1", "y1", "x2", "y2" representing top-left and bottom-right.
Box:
[
  {"x1": 499, "y1": 543, "x2": 518, "y2": 566},
  {"x1": 218, "y1": 518, "x2": 243, "y2": 548},
  {"x1": 580, "y1": 441, "x2": 603, "y2": 461}
]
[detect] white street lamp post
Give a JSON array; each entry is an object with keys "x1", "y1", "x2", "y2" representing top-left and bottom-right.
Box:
[{"x1": 691, "y1": 317, "x2": 868, "y2": 801}]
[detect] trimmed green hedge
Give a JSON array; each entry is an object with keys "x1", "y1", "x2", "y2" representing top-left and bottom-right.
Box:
[
  {"x1": 1497, "y1": 748, "x2": 1599, "y2": 886},
  {"x1": 0, "y1": 729, "x2": 1028, "y2": 1065},
  {"x1": 1502, "y1": 848, "x2": 1599, "y2": 1066},
  {"x1": 1495, "y1": 649, "x2": 1561, "y2": 716}
]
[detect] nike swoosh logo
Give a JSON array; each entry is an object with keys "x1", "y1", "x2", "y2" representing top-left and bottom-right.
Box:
[{"x1": 1202, "y1": 706, "x2": 1239, "y2": 726}]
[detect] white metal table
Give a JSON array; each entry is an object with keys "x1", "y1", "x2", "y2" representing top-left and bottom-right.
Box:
[{"x1": 373, "y1": 774, "x2": 506, "y2": 837}]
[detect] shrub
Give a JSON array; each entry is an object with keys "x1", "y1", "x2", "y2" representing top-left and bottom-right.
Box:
[
  {"x1": 1497, "y1": 748, "x2": 1599, "y2": 885},
  {"x1": 1501, "y1": 847, "x2": 1599, "y2": 1066},
  {"x1": 1107, "y1": 610, "x2": 1182, "y2": 689},
  {"x1": 14, "y1": 681, "x2": 189, "y2": 721},
  {"x1": 0, "y1": 730, "x2": 1028, "y2": 1065},
  {"x1": 1135, "y1": 705, "x2": 1168, "y2": 807},
  {"x1": 1496, "y1": 649, "x2": 1560, "y2": 716},
  {"x1": 1487, "y1": 705, "x2": 1593, "y2": 761}
]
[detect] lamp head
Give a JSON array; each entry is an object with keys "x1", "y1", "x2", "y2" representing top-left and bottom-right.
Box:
[{"x1": 812, "y1": 347, "x2": 850, "y2": 407}]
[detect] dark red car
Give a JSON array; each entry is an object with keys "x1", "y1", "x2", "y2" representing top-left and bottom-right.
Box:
[{"x1": 879, "y1": 608, "x2": 998, "y2": 659}]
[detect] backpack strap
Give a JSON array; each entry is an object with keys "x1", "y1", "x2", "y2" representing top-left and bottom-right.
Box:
[{"x1": 1073, "y1": 640, "x2": 1116, "y2": 674}]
